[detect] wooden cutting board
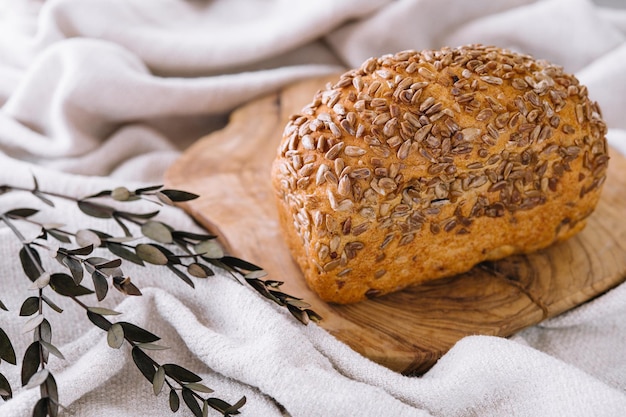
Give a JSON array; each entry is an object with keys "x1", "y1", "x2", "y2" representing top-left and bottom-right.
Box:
[{"x1": 165, "y1": 76, "x2": 626, "y2": 374}]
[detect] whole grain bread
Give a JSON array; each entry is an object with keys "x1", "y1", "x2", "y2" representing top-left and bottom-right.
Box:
[{"x1": 271, "y1": 45, "x2": 609, "y2": 304}]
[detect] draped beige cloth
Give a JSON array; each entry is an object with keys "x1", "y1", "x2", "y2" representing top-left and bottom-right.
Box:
[{"x1": 1, "y1": 0, "x2": 625, "y2": 415}]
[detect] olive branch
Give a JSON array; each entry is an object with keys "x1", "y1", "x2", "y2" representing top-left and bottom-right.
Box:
[{"x1": 0, "y1": 178, "x2": 320, "y2": 417}]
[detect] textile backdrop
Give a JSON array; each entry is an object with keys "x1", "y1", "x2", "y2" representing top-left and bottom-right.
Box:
[{"x1": 1, "y1": 0, "x2": 626, "y2": 416}]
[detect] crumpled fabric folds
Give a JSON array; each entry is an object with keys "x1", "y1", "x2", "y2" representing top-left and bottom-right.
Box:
[{"x1": 1, "y1": 0, "x2": 625, "y2": 416}]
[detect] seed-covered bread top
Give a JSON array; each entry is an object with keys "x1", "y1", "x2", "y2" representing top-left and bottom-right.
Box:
[{"x1": 271, "y1": 44, "x2": 609, "y2": 304}]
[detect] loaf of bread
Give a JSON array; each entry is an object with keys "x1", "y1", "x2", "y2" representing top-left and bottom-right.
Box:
[{"x1": 271, "y1": 44, "x2": 609, "y2": 304}]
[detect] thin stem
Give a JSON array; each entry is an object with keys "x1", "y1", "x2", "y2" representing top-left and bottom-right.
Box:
[{"x1": 2, "y1": 185, "x2": 80, "y2": 203}]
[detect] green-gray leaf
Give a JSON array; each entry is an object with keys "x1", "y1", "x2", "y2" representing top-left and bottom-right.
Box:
[
  {"x1": 47, "y1": 229, "x2": 71, "y2": 243},
  {"x1": 160, "y1": 189, "x2": 199, "y2": 202},
  {"x1": 107, "y1": 323, "x2": 124, "y2": 349},
  {"x1": 135, "y1": 244, "x2": 169, "y2": 265},
  {"x1": 0, "y1": 372, "x2": 12, "y2": 400},
  {"x1": 187, "y1": 263, "x2": 214, "y2": 278},
  {"x1": 43, "y1": 373, "x2": 59, "y2": 416},
  {"x1": 141, "y1": 221, "x2": 173, "y2": 244},
  {"x1": 153, "y1": 366, "x2": 165, "y2": 396},
  {"x1": 131, "y1": 346, "x2": 156, "y2": 382},
  {"x1": 42, "y1": 296, "x2": 63, "y2": 314},
  {"x1": 22, "y1": 314, "x2": 44, "y2": 334},
  {"x1": 62, "y1": 256, "x2": 83, "y2": 285},
  {"x1": 194, "y1": 240, "x2": 224, "y2": 259},
  {"x1": 32, "y1": 398, "x2": 48, "y2": 417},
  {"x1": 77, "y1": 200, "x2": 115, "y2": 219},
  {"x1": 24, "y1": 369, "x2": 49, "y2": 390},
  {"x1": 169, "y1": 389, "x2": 180, "y2": 412},
  {"x1": 108, "y1": 242, "x2": 144, "y2": 266},
  {"x1": 244, "y1": 270, "x2": 268, "y2": 279},
  {"x1": 4, "y1": 208, "x2": 39, "y2": 218},
  {"x1": 136, "y1": 342, "x2": 170, "y2": 351},
  {"x1": 35, "y1": 319, "x2": 52, "y2": 344},
  {"x1": 224, "y1": 396, "x2": 247, "y2": 415},
  {"x1": 87, "y1": 307, "x2": 121, "y2": 316},
  {"x1": 162, "y1": 364, "x2": 201, "y2": 383},
  {"x1": 182, "y1": 388, "x2": 202, "y2": 417},
  {"x1": 21, "y1": 342, "x2": 41, "y2": 386},
  {"x1": 49, "y1": 273, "x2": 94, "y2": 297},
  {"x1": 111, "y1": 187, "x2": 131, "y2": 201},
  {"x1": 184, "y1": 382, "x2": 214, "y2": 394},
  {"x1": 19, "y1": 246, "x2": 42, "y2": 282},
  {"x1": 119, "y1": 322, "x2": 159, "y2": 343},
  {"x1": 19, "y1": 297, "x2": 39, "y2": 317},
  {"x1": 40, "y1": 340, "x2": 65, "y2": 360},
  {"x1": 0, "y1": 328, "x2": 16, "y2": 365},
  {"x1": 91, "y1": 271, "x2": 109, "y2": 301},
  {"x1": 76, "y1": 229, "x2": 102, "y2": 248}
]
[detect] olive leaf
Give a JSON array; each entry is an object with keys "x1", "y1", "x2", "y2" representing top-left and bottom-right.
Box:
[
  {"x1": 87, "y1": 312, "x2": 112, "y2": 332},
  {"x1": 169, "y1": 389, "x2": 180, "y2": 412},
  {"x1": 0, "y1": 372, "x2": 12, "y2": 401},
  {"x1": 194, "y1": 240, "x2": 223, "y2": 259},
  {"x1": 21, "y1": 342, "x2": 41, "y2": 386},
  {"x1": 19, "y1": 297, "x2": 39, "y2": 317},
  {"x1": 77, "y1": 200, "x2": 115, "y2": 219},
  {"x1": 184, "y1": 382, "x2": 213, "y2": 393},
  {"x1": 32, "y1": 398, "x2": 48, "y2": 417},
  {"x1": 118, "y1": 322, "x2": 159, "y2": 343},
  {"x1": 19, "y1": 246, "x2": 42, "y2": 282},
  {"x1": 43, "y1": 373, "x2": 59, "y2": 417},
  {"x1": 224, "y1": 396, "x2": 247, "y2": 415},
  {"x1": 111, "y1": 187, "x2": 131, "y2": 201},
  {"x1": 107, "y1": 242, "x2": 144, "y2": 266},
  {"x1": 91, "y1": 270, "x2": 109, "y2": 301},
  {"x1": 167, "y1": 265, "x2": 195, "y2": 288},
  {"x1": 76, "y1": 229, "x2": 102, "y2": 247},
  {"x1": 187, "y1": 263, "x2": 214, "y2": 278},
  {"x1": 61, "y1": 256, "x2": 83, "y2": 285},
  {"x1": 206, "y1": 397, "x2": 246, "y2": 416},
  {"x1": 87, "y1": 307, "x2": 121, "y2": 316},
  {"x1": 141, "y1": 221, "x2": 173, "y2": 243},
  {"x1": 135, "y1": 244, "x2": 169, "y2": 265},
  {"x1": 219, "y1": 256, "x2": 263, "y2": 271},
  {"x1": 0, "y1": 328, "x2": 16, "y2": 365},
  {"x1": 182, "y1": 388, "x2": 203, "y2": 417},
  {"x1": 162, "y1": 364, "x2": 201, "y2": 383},
  {"x1": 41, "y1": 296, "x2": 63, "y2": 314},
  {"x1": 22, "y1": 315, "x2": 45, "y2": 334},
  {"x1": 107, "y1": 324, "x2": 124, "y2": 349},
  {"x1": 136, "y1": 342, "x2": 169, "y2": 351},
  {"x1": 132, "y1": 346, "x2": 156, "y2": 382},
  {"x1": 4, "y1": 208, "x2": 39, "y2": 218},
  {"x1": 159, "y1": 189, "x2": 199, "y2": 203},
  {"x1": 46, "y1": 229, "x2": 71, "y2": 244},
  {"x1": 135, "y1": 185, "x2": 164, "y2": 194},
  {"x1": 152, "y1": 366, "x2": 165, "y2": 396},
  {"x1": 40, "y1": 340, "x2": 65, "y2": 360},
  {"x1": 24, "y1": 369, "x2": 49, "y2": 390},
  {"x1": 34, "y1": 319, "x2": 52, "y2": 345},
  {"x1": 49, "y1": 273, "x2": 94, "y2": 297}
]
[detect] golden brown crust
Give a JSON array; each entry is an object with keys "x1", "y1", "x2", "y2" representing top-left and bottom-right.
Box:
[{"x1": 271, "y1": 45, "x2": 609, "y2": 304}]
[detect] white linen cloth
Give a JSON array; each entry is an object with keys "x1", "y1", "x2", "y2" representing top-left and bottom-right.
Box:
[{"x1": 1, "y1": 0, "x2": 626, "y2": 415}]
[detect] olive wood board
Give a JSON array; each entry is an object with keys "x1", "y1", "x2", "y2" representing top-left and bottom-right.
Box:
[{"x1": 165, "y1": 76, "x2": 626, "y2": 375}]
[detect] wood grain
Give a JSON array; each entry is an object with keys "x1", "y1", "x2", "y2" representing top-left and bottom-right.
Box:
[{"x1": 165, "y1": 76, "x2": 626, "y2": 374}]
